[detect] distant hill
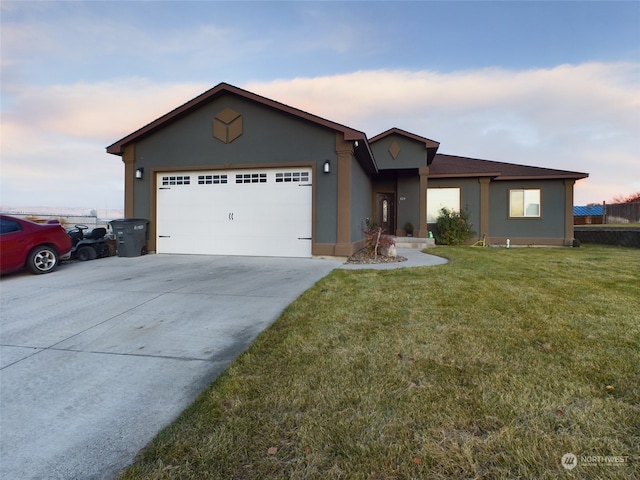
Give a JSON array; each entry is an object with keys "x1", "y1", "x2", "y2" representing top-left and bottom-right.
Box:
[{"x1": 0, "y1": 206, "x2": 124, "y2": 220}]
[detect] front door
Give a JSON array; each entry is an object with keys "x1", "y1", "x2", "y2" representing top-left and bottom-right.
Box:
[{"x1": 375, "y1": 193, "x2": 395, "y2": 235}]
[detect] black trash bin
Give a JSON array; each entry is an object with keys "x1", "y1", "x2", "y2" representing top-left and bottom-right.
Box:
[{"x1": 109, "y1": 219, "x2": 149, "y2": 257}]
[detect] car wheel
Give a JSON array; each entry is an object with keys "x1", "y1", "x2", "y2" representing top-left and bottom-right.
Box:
[
  {"x1": 77, "y1": 245, "x2": 97, "y2": 261},
  {"x1": 27, "y1": 246, "x2": 59, "y2": 274}
]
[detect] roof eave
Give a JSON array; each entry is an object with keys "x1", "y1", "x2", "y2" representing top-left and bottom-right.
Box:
[
  {"x1": 426, "y1": 146, "x2": 439, "y2": 166},
  {"x1": 106, "y1": 82, "x2": 373, "y2": 158},
  {"x1": 428, "y1": 171, "x2": 501, "y2": 179},
  {"x1": 495, "y1": 173, "x2": 589, "y2": 181},
  {"x1": 106, "y1": 84, "x2": 229, "y2": 156},
  {"x1": 371, "y1": 128, "x2": 440, "y2": 152},
  {"x1": 428, "y1": 171, "x2": 589, "y2": 180},
  {"x1": 353, "y1": 139, "x2": 379, "y2": 174}
]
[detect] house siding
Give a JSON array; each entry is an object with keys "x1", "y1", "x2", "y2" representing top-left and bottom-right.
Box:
[
  {"x1": 130, "y1": 94, "x2": 341, "y2": 245},
  {"x1": 351, "y1": 155, "x2": 373, "y2": 243},
  {"x1": 396, "y1": 171, "x2": 420, "y2": 235},
  {"x1": 371, "y1": 133, "x2": 428, "y2": 170},
  {"x1": 489, "y1": 180, "x2": 566, "y2": 242},
  {"x1": 315, "y1": 161, "x2": 339, "y2": 244},
  {"x1": 109, "y1": 84, "x2": 587, "y2": 253}
]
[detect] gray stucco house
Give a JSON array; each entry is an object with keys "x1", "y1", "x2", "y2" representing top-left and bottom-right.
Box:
[{"x1": 107, "y1": 82, "x2": 588, "y2": 257}]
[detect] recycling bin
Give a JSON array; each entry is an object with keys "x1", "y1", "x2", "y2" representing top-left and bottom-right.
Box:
[{"x1": 109, "y1": 219, "x2": 149, "y2": 257}]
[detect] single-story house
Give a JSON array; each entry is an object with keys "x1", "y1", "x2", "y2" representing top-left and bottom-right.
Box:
[{"x1": 107, "y1": 82, "x2": 588, "y2": 257}]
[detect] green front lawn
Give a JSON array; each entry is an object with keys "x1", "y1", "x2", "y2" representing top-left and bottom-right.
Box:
[{"x1": 119, "y1": 245, "x2": 639, "y2": 479}]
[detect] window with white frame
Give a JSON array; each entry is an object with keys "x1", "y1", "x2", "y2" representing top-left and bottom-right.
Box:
[
  {"x1": 510, "y1": 189, "x2": 541, "y2": 217},
  {"x1": 427, "y1": 187, "x2": 460, "y2": 222}
]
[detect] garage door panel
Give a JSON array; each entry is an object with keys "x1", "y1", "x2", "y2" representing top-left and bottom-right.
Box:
[
  {"x1": 157, "y1": 183, "x2": 231, "y2": 255},
  {"x1": 156, "y1": 169, "x2": 312, "y2": 257}
]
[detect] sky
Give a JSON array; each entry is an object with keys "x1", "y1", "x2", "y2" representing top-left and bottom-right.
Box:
[{"x1": 1, "y1": 0, "x2": 639, "y2": 215}]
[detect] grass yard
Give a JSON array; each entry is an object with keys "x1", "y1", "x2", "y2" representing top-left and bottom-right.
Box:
[{"x1": 119, "y1": 245, "x2": 639, "y2": 480}]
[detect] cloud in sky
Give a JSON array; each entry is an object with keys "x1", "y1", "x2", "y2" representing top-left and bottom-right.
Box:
[
  {"x1": 1, "y1": 79, "x2": 211, "y2": 210},
  {"x1": 251, "y1": 64, "x2": 640, "y2": 205},
  {"x1": 1, "y1": 1, "x2": 638, "y2": 211},
  {"x1": 3, "y1": 64, "x2": 637, "y2": 209}
]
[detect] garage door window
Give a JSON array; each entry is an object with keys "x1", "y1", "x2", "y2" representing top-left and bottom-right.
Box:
[
  {"x1": 236, "y1": 173, "x2": 267, "y2": 184},
  {"x1": 162, "y1": 176, "x2": 191, "y2": 186},
  {"x1": 198, "y1": 174, "x2": 228, "y2": 185},
  {"x1": 276, "y1": 172, "x2": 309, "y2": 183}
]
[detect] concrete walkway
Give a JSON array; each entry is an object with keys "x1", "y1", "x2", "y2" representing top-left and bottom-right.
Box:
[
  {"x1": 339, "y1": 247, "x2": 448, "y2": 270},
  {"x1": 0, "y1": 249, "x2": 445, "y2": 479}
]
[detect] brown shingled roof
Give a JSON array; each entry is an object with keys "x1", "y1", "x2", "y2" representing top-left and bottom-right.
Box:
[{"x1": 429, "y1": 154, "x2": 588, "y2": 180}]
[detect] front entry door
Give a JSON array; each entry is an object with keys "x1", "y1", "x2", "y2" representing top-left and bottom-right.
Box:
[{"x1": 376, "y1": 193, "x2": 395, "y2": 235}]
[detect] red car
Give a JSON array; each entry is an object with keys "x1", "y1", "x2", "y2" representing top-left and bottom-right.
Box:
[{"x1": 0, "y1": 215, "x2": 73, "y2": 275}]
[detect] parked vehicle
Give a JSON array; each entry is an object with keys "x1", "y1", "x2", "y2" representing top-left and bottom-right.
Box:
[
  {"x1": 0, "y1": 215, "x2": 73, "y2": 275},
  {"x1": 67, "y1": 224, "x2": 110, "y2": 261}
]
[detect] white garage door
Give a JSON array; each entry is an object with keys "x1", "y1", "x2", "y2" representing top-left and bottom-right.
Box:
[{"x1": 156, "y1": 168, "x2": 312, "y2": 257}]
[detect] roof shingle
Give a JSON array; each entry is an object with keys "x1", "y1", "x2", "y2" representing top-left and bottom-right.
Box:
[{"x1": 429, "y1": 154, "x2": 588, "y2": 180}]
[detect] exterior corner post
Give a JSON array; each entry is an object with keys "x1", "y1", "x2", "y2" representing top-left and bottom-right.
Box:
[
  {"x1": 418, "y1": 166, "x2": 429, "y2": 238},
  {"x1": 479, "y1": 177, "x2": 491, "y2": 241},
  {"x1": 123, "y1": 144, "x2": 136, "y2": 218},
  {"x1": 335, "y1": 134, "x2": 353, "y2": 256},
  {"x1": 564, "y1": 179, "x2": 576, "y2": 246}
]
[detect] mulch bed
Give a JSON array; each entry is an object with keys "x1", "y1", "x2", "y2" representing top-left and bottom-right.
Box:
[{"x1": 345, "y1": 249, "x2": 408, "y2": 265}]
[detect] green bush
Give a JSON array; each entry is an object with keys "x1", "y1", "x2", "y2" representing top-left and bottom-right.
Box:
[{"x1": 435, "y1": 207, "x2": 476, "y2": 245}]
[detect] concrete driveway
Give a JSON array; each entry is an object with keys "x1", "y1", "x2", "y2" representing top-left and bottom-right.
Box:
[{"x1": 0, "y1": 254, "x2": 342, "y2": 480}]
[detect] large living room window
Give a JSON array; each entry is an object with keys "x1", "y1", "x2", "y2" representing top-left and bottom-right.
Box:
[
  {"x1": 510, "y1": 189, "x2": 541, "y2": 217},
  {"x1": 427, "y1": 187, "x2": 460, "y2": 222}
]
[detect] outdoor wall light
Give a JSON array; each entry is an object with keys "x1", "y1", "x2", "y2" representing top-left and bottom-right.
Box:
[
  {"x1": 354, "y1": 140, "x2": 359, "y2": 148},
  {"x1": 323, "y1": 160, "x2": 330, "y2": 174},
  {"x1": 135, "y1": 167, "x2": 144, "y2": 180}
]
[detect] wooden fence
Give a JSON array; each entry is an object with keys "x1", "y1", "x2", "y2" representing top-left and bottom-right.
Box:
[{"x1": 605, "y1": 202, "x2": 640, "y2": 224}]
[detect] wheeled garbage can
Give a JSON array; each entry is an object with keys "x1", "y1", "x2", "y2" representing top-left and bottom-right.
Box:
[{"x1": 109, "y1": 219, "x2": 149, "y2": 257}]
